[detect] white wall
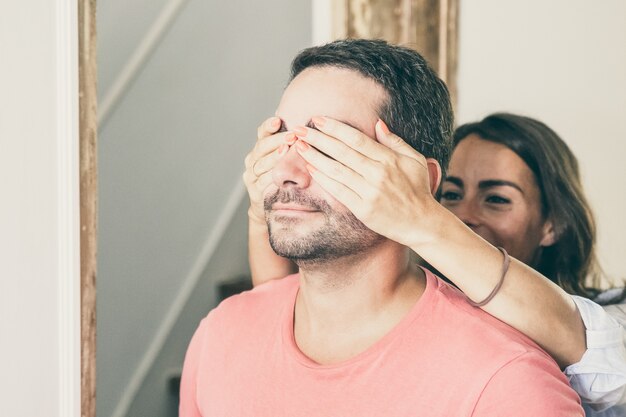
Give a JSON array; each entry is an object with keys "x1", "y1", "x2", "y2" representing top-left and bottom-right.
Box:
[
  {"x1": 457, "y1": 0, "x2": 626, "y2": 283},
  {"x1": 0, "y1": 1, "x2": 80, "y2": 417},
  {"x1": 97, "y1": 1, "x2": 312, "y2": 416}
]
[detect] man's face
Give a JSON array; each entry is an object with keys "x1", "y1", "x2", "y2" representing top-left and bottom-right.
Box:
[{"x1": 265, "y1": 66, "x2": 387, "y2": 264}]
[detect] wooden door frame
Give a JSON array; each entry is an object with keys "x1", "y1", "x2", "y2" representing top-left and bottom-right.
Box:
[
  {"x1": 79, "y1": 0, "x2": 97, "y2": 416},
  {"x1": 330, "y1": 0, "x2": 458, "y2": 107}
]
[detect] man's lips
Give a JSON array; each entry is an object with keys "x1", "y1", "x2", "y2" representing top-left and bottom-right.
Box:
[{"x1": 271, "y1": 203, "x2": 319, "y2": 213}]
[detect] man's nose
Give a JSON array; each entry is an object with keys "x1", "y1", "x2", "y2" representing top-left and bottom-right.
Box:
[{"x1": 272, "y1": 142, "x2": 312, "y2": 189}]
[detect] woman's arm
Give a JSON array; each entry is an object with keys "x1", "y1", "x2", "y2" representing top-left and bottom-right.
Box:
[
  {"x1": 248, "y1": 213, "x2": 296, "y2": 286},
  {"x1": 412, "y1": 203, "x2": 586, "y2": 367},
  {"x1": 244, "y1": 117, "x2": 297, "y2": 286},
  {"x1": 292, "y1": 116, "x2": 586, "y2": 368}
]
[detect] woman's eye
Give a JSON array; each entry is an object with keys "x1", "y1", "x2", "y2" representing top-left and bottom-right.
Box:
[
  {"x1": 485, "y1": 195, "x2": 510, "y2": 204},
  {"x1": 441, "y1": 190, "x2": 462, "y2": 201}
]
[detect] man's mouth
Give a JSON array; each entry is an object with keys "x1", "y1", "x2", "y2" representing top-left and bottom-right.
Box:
[
  {"x1": 271, "y1": 203, "x2": 319, "y2": 213},
  {"x1": 264, "y1": 188, "x2": 329, "y2": 216}
]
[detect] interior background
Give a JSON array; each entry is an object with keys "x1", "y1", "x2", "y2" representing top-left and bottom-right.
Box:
[{"x1": 97, "y1": 1, "x2": 626, "y2": 416}]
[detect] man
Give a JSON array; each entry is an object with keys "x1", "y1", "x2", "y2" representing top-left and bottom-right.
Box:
[{"x1": 180, "y1": 39, "x2": 583, "y2": 416}]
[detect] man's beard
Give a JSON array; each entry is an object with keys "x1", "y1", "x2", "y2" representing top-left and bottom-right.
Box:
[{"x1": 264, "y1": 188, "x2": 383, "y2": 265}]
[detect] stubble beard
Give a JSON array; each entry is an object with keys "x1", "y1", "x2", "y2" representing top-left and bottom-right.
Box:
[{"x1": 265, "y1": 188, "x2": 383, "y2": 266}]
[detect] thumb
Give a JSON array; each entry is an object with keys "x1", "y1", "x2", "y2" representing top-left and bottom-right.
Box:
[{"x1": 375, "y1": 119, "x2": 424, "y2": 160}]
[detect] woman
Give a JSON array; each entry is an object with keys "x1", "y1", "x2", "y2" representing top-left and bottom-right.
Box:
[{"x1": 243, "y1": 112, "x2": 626, "y2": 414}]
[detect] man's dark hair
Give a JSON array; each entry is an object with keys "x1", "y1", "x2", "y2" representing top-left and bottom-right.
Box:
[{"x1": 290, "y1": 39, "x2": 454, "y2": 174}]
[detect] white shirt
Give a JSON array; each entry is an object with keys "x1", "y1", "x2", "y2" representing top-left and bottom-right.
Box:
[{"x1": 566, "y1": 291, "x2": 626, "y2": 416}]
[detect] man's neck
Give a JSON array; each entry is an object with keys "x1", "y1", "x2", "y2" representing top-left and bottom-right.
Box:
[{"x1": 293, "y1": 241, "x2": 426, "y2": 365}]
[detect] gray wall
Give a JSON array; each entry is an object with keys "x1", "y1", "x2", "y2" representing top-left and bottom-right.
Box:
[
  {"x1": 126, "y1": 196, "x2": 250, "y2": 417},
  {"x1": 97, "y1": 1, "x2": 312, "y2": 416}
]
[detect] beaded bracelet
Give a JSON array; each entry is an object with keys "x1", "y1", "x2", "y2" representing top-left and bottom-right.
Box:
[{"x1": 467, "y1": 247, "x2": 510, "y2": 307}]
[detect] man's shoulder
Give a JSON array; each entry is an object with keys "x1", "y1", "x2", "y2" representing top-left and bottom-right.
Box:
[
  {"x1": 472, "y1": 349, "x2": 583, "y2": 415},
  {"x1": 423, "y1": 273, "x2": 583, "y2": 415},
  {"x1": 191, "y1": 274, "x2": 298, "y2": 356},
  {"x1": 207, "y1": 274, "x2": 299, "y2": 324},
  {"x1": 425, "y1": 270, "x2": 553, "y2": 361}
]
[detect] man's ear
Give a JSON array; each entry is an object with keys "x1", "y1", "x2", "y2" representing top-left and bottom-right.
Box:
[
  {"x1": 540, "y1": 220, "x2": 556, "y2": 247},
  {"x1": 426, "y1": 158, "x2": 442, "y2": 195}
]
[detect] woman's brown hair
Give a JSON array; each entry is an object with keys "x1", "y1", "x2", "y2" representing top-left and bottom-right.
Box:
[{"x1": 453, "y1": 113, "x2": 624, "y2": 303}]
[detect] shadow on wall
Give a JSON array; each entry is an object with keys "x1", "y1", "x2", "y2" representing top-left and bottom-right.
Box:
[{"x1": 125, "y1": 196, "x2": 251, "y2": 417}]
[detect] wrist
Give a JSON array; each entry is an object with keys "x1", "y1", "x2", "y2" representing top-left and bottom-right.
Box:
[{"x1": 406, "y1": 199, "x2": 454, "y2": 253}]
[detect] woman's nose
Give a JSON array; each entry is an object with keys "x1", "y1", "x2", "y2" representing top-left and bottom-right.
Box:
[
  {"x1": 451, "y1": 199, "x2": 481, "y2": 228},
  {"x1": 272, "y1": 143, "x2": 312, "y2": 189}
]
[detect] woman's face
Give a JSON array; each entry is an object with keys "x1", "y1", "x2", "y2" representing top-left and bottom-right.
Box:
[{"x1": 441, "y1": 134, "x2": 555, "y2": 265}]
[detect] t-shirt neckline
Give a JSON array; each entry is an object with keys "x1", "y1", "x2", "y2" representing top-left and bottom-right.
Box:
[{"x1": 281, "y1": 267, "x2": 437, "y2": 370}]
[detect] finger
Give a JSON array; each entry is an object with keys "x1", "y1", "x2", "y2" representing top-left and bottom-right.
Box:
[
  {"x1": 293, "y1": 126, "x2": 379, "y2": 181},
  {"x1": 242, "y1": 164, "x2": 275, "y2": 197},
  {"x1": 243, "y1": 168, "x2": 274, "y2": 224},
  {"x1": 254, "y1": 170, "x2": 275, "y2": 195},
  {"x1": 248, "y1": 131, "x2": 290, "y2": 168},
  {"x1": 310, "y1": 116, "x2": 393, "y2": 162},
  {"x1": 295, "y1": 140, "x2": 368, "y2": 197},
  {"x1": 375, "y1": 119, "x2": 427, "y2": 167},
  {"x1": 305, "y1": 163, "x2": 363, "y2": 213},
  {"x1": 252, "y1": 143, "x2": 288, "y2": 176},
  {"x1": 375, "y1": 120, "x2": 422, "y2": 159},
  {"x1": 257, "y1": 116, "x2": 282, "y2": 140}
]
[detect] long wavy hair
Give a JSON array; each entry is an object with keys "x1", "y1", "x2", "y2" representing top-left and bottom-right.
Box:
[{"x1": 453, "y1": 113, "x2": 623, "y2": 302}]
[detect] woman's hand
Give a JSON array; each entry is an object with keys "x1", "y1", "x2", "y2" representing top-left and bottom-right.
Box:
[
  {"x1": 292, "y1": 116, "x2": 443, "y2": 248},
  {"x1": 243, "y1": 116, "x2": 290, "y2": 224},
  {"x1": 245, "y1": 116, "x2": 298, "y2": 285}
]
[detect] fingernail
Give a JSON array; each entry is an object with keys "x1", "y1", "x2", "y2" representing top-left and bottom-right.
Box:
[
  {"x1": 285, "y1": 133, "x2": 297, "y2": 145},
  {"x1": 278, "y1": 144, "x2": 288, "y2": 155},
  {"x1": 377, "y1": 119, "x2": 390, "y2": 135},
  {"x1": 296, "y1": 140, "x2": 309, "y2": 152},
  {"x1": 305, "y1": 164, "x2": 316, "y2": 173},
  {"x1": 312, "y1": 116, "x2": 326, "y2": 128},
  {"x1": 270, "y1": 117, "x2": 281, "y2": 129},
  {"x1": 293, "y1": 126, "x2": 308, "y2": 137}
]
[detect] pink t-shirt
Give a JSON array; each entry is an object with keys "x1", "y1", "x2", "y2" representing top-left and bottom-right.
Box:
[{"x1": 180, "y1": 269, "x2": 583, "y2": 416}]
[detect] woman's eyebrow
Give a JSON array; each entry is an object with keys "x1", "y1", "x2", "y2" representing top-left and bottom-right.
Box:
[
  {"x1": 478, "y1": 179, "x2": 524, "y2": 194},
  {"x1": 444, "y1": 176, "x2": 464, "y2": 188}
]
